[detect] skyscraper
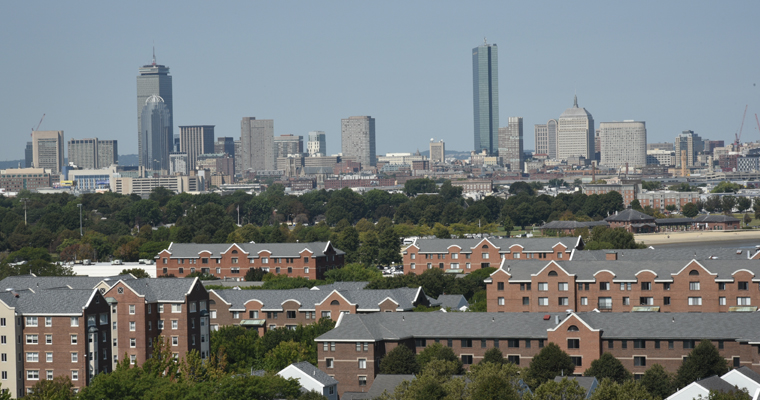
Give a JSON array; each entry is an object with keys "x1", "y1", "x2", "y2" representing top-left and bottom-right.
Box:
[
  {"x1": 240, "y1": 117, "x2": 275, "y2": 171},
  {"x1": 472, "y1": 41, "x2": 499, "y2": 155},
  {"x1": 32, "y1": 130, "x2": 64, "y2": 173},
  {"x1": 137, "y1": 50, "x2": 172, "y2": 168},
  {"x1": 499, "y1": 117, "x2": 524, "y2": 171},
  {"x1": 24, "y1": 142, "x2": 33, "y2": 168},
  {"x1": 214, "y1": 137, "x2": 235, "y2": 157},
  {"x1": 600, "y1": 121, "x2": 647, "y2": 169},
  {"x1": 341, "y1": 116, "x2": 376, "y2": 168},
  {"x1": 675, "y1": 130, "x2": 704, "y2": 168},
  {"x1": 534, "y1": 119, "x2": 558, "y2": 159},
  {"x1": 68, "y1": 138, "x2": 118, "y2": 169},
  {"x1": 179, "y1": 125, "x2": 215, "y2": 170},
  {"x1": 307, "y1": 131, "x2": 327, "y2": 157},
  {"x1": 430, "y1": 140, "x2": 445, "y2": 164},
  {"x1": 140, "y1": 95, "x2": 172, "y2": 172},
  {"x1": 557, "y1": 96, "x2": 594, "y2": 160},
  {"x1": 274, "y1": 135, "x2": 304, "y2": 158}
]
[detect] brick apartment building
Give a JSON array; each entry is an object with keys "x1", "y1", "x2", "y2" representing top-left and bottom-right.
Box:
[
  {"x1": 208, "y1": 284, "x2": 428, "y2": 334},
  {"x1": 155, "y1": 242, "x2": 345, "y2": 281},
  {"x1": 316, "y1": 312, "x2": 760, "y2": 396},
  {"x1": 637, "y1": 190, "x2": 699, "y2": 209},
  {"x1": 485, "y1": 258, "x2": 760, "y2": 314},
  {"x1": 102, "y1": 278, "x2": 210, "y2": 368},
  {"x1": 582, "y1": 183, "x2": 639, "y2": 207},
  {"x1": 402, "y1": 237, "x2": 582, "y2": 275}
]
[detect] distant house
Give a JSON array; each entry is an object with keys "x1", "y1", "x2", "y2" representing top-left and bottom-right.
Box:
[
  {"x1": 667, "y1": 367, "x2": 760, "y2": 400},
  {"x1": 429, "y1": 294, "x2": 469, "y2": 311},
  {"x1": 693, "y1": 214, "x2": 741, "y2": 231},
  {"x1": 278, "y1": 361, "x2": 338, "y2": 400},
  {"x1": 604, "y1": 209, "x2": 656, "y2": 233},
  {"x1": 554, "y1": 376, "x2": 598, "y2": 399}
]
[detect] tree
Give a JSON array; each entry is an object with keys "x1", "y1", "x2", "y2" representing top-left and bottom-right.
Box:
[
  {"x1": 676, "y1": 340, "x2": 728, "y2": 387},
  {"x1": 417, "y1": 342, "x2": 463, "y2": 374},
  {"x1": 404, "y1": 178, "x2": 438, "y2": 196},
  {"x1": 737, "y1": 196, "x2": 752, "y2": 213},
  {"x1": 324, "y1": 263, "x2": 382, "y2": 282},
  {"x1": 682, "y1": 202, "x2": 699, "y2": 218},
  {"x1": 463, "y1": 361, "x2": 522, "y2": 400},
  {"x1": 630, "y1": 199, "x2": 643, "y2": 212},
  {"x1": 379, "y1": 344, "x2": 419, "y2": 374},
  {"x1": 508, "y1": 181, "x2": 535, "y2": 196},
  {"x1": 120, "y1": 268, "x2": 150, "y2": 278},
  {"x1": 642, "y1": 181, "x2": 663, "y2": 191},
  {"x1": 263, "y1": 340, "x2": 313, "y2": 372},
  {"x1": 665, "y1": 204, "x2": 678, "y2": 212},
  {"x1": 526, "y1": 377, "x2": 586, "y2": 400},
  {"x1": 482, "y1": 347, "x2": 505, "y2": 365},
  {"x1": 583, "y1": 352, "x2": 631, "y2": 383},
  {"x1": 721, "y1": 196, "x2": 737, "y2": 215},
  {"x1": 524, "y1": 342, "x2": 575, "y2": 389},
  {"x1": 25, "y1": 375, "x2": 76, "y2": 400},
  {"x1": 744, "y1": 213, "x2": 752, "y2": 226},
  {"x1": 245, "y1": 267, "x2": 267, "y2": 281},
  {"x1": 711, "y1": 181, "x2": 743, "y2": 193},
  {"x1": 501, "y1": 215, "x2": 515, "y2": 237},
  {"x1": 377, "y1": 228, "x2": 402, "y2": 266},
  {"x1": 589, "y1": 378, "x2": 656, "y2": 400},
  {"x1": 640, "y1": 364, "x2": 675, "y2": 399}
]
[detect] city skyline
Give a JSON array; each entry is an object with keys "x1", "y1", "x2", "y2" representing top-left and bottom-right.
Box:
[{"x1": 1, "y1": 2, "x2": 759, "y2": 161}]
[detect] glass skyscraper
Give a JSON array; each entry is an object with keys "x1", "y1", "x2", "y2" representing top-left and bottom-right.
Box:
[
  {"x1": 140, "y1": 95, "x2": 172, "y2": 172},
  {"x1": 137, "y1": 50, "x2": 173, "y2": 168},
  {"x1": 472, "y1": 41, "x2": 499, "y2": 155}
]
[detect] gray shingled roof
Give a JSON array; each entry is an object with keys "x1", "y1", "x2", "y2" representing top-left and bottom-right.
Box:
[
  {"x1": 554, "y1": 376, "x2": 597, "y2": 398},
  {"x1": 6, "y1": 289, "x2": 94, "y2": 315},
  {"x1": 571, "y1": 247, "x2": 760, "y2": 262},
  {"x1": 605, "y1": 209, "x2": 655, "y2": 222},
  {"x1": 309, "y1": 282, "x2": 369, "y2": 291},
  {"x1": 0, "y1": 274, "x2": 135, "y2": 291},
  {"x1": 161, "y1": 242, "x2": 344, "y2": 259},
  {"x1": 695, "y1": 376, "x2": 743, "y2": 394},
  {"x1": 119, "y1": 278, "x2": 199, "y2": 302},
  {"x1": 408, "y1": 237, "x2": 580, "y2": 254},
  {"x1": 316, "y1": 312, "x2": 760, "y2": 344},
  {"x1": 694, "y1": 215, "x2": 741, "y2": 223},
  {"x1": 288, "y1": 361, "x2": 339, "y2": 386},
  {"x1": 213, "y1": 286, "x2": 423, "y2": 312},
  {"x1": 429, "y1": 294, "x2": 469, "y2": 310},
  {"x1": 734, "y1": 367, "x2": 760, "y2": 385}
]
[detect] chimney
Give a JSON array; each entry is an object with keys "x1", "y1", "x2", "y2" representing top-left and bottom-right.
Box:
[
  {"x1": 605, "y1": 252, "x2": 618, "y2": 261},
  {"x1": 554, "y1": 315, "x2": 559, "y2": 324}
]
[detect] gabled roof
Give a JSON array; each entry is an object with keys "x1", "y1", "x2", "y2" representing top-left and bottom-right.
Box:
[
  {"x1": 0, "y1": 274, "x2": 135, "y2": 291},
  {"x1": 605, "y1": 209, "x2": 655, "y2": 222},
  {"x1": 571, "y1": 246, "x2": 758, "y2": 262},
  {"x1": 9, "y1": 289, "x2": 97, "y2": 315},
  {"x1": 158, "y1": 242, "x2": 344, "y2": 259},
  {"x1": 116, "y1": 278, "x2": 200, "y2": 302},
  {"x1": 694, "y1": 215, "x2": 741, "y2": 223},
  {"x1": 408, "y1": 237, "x2": 581, "y2": 254},
  {"x1": 283, "y1": 361, "x2": 338, "y2": 387}
]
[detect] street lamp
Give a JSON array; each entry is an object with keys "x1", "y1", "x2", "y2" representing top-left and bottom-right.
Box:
[{"x1": 77, "y1": 204, "x2": 83, "y2": 236}]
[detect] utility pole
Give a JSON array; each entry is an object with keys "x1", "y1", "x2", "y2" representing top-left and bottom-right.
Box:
[
  {"x1": 77, "y1": 204, "x2": 83, "y2": 236},
  {"x1": 19, "y1": 198, "x2": 29, "y2": 226}
]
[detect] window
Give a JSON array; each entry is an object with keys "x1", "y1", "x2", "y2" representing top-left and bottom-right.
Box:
[
  {"x1": 738, "y1": 297, "x2": 751, "y2": 306},
  {"x1": 634, "y1": 356, "x2": 647, "y2": 367},
  {"x1": 71, "y1": 353, "x2": 78, "y2": 362},
  {"x1": 668, "y1": 340, "x2": 674, "y2": 349},
  {"x1": 739, "y1": 281, "x2": 749, "y2": 291},
  {"x1": 461, "y1": 339, "x2": 472, "y2": 348},
  {"x1": 26, "y1": 352, "x2": 38, "y2": 362},
  {"x1": 482, "y1": 253, "x2": 489, "y2": 259},
  {"x1": 171, "y1": 304, "x2": 181, "y2": 313},
  {"x1": 172, "y1": 337, "x2": 178, "y2": 346},
  {"x1": 447, "y1": 339, "x2": 453, "y2": 347},
  {"x1": 325, "y1": 358, "x2": 334, "y2": 368},
  {"x1": 558, "y1": 282, "x2": 568, "y2": 291},
  {"x1": 129, "y1": 321, "x2": 136, "y2": 331},
  {"x1": 498, "y1": 297, "x2": 505, "y2": 306},
  {"x1": 634, "y1": 340, "x2": 646, "y2": 349},
  {"x1": 688, "y1": 297, "x2": 702, "y2": 306},
  {"x1": 548, "y1": 271, "x2": 558, "y2": 276},
  {"x1": 683, "y1": 340, "x2": 695, "y2": 349},
  {"x1": 129, "y1": 305, "x2": 135, "y2": 314},
  {"x1": 71, "y1": 370, "x2": 78, "y2": 381},
  {"x1": 621, "y1": 340, "x2": 628, "y2": 349},
  {"x1": 623, "y1": 297, "x2": 630, "y2": 306},
  {"x1": 538, "y1": 297, "x2": 548, "y2": 306},
  {"x1": 734, "y1": 357, "x2": 741, "y2": 368},
  {"x1": 87, "y1": 315, "x2": 96, "y2": 326},
  {"x1": 172, "y1": 320, "x2": 178, "y2": 330},
  {"x1": 558, "y1": 297, "x2": 569, "y2": 306},
  {"x1": 27, "y1": 370, "x2": 39, "y2": 380},
  {"x1": 286, "y1": 311, "x2": 296, "y2": 319},
  {"x1": 46, "y1": 370, "x2": 53, "y2": 380},
  {"x1": 159, "y1": 304, "x2": 164, "y2": 313},
  {"x1": 359, "y1": 376, "x2": 367, "y2": 386},
  {"x1": 520, "y1": 283, "x2": 531, "y2": 291},
  {"x1": 639, "y1": 297, "x2": 653, "y2": 306},
  {"x1": 416, "y1": 339, "x2": 426, "y2": 348},
  {"x1": 130, "y1": 338, "x2": 136, "y2": 348},
  {"x1": 581, "y1": 297, "x2": 588, "y2": 306},
  {"x1": 358, "y1": 359, "x2": 366, "y2": 369},
  {"x1": 689, "y1": 269, "x2": 699, "y2": 276},
  {"x1": 719, "y1": 283, "x2": 726, "y2": 291},
  {"x1": 45, "y1": 317, "x2": 52, "y2": 327},
  {"x1": 600, "y1": 282, "x2": 610, "y2": 291},
  {"x1": 608, "y1": 340, "x2": 614, "y2": 349},
  {"x1": 522, "y1": 297, "x2": 529, "y2": 306},
  {"x1": 538, "y1": 340, "x2": 544, "y2": 348},
  {"x1": 538, "y1": 283, "x2": 548, "y2": 291},
  {"x1": 598, "y1": 297, "x2": 612, "y2": 310},
  {"x1": 689, "y1": 282, "x2": 700, "y2": 291},
  {"x1": 1, "y1": 371, "x2": 5, "y2": 380},
  {"x1": 70, "y1": 335, "x2": 78, "y2": 345},
  {"x1": 130, "y1": 355, "x2": 136, "y2": 364},
  {"x1": 0, "y1": 318, "x2": 4, "y2": 327},
  {"x1": 190, "y1": 302, "x2": 196, "y2": 313},
  {"x1": 26, "y1": 335, "x2": 38, "y2": 344},
  {"x1": 664, "y1": 297, "x2": 671, "y2": 305},
  {"x1": 508, "y1": 355, "x2": 520, "y2": 365},
  {"x1": 641, "y1": 282, "x2": 651, "y2": 291},
  {"x1": 567, "y1": 339, "x2": 580, "y2": 349},
  {"x1": 461, "y1": 355, "x2": 473, "y2": 365},
  {"x1": 571, "y1": 357, "x2": 582, "y2": 367},
  {"x1": 99, "y1": 313, "x2": 107, "y2": 325},
  {"x1": 26, "y1": 317, "x2": 37, "y2": 327},
  {"x1": 720, "y1": 297, "x2": 726, "y2": 306},
  {"x1": 45, "y1": 352, "x2": 52, "y2": 362},
  {"x1": 620, "y1": 283, "x2": 631, "y2": 291},
  {"x1": 719, "y1": 340, "x2": 724, "y2": 349},
  {"x1": 497, "y1": 282, "x2": 504, "y2": 291},
  {"x1": 321, "y1": 311, "x2": 331, "y2": 319},
  {"x1": 508, "y1": 339, "x2": 519, "y2": 348},
  {"x1": 663, "y1": 282, "x2": 671, "y2": 291}
]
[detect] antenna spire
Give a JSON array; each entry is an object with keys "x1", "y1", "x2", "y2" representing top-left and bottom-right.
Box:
[
  {"x1": 573, "y1": 94, "x2": 578, "y2": 108},
  {"x1": 152, "y1": 46, "x2": 156, "y2": 66},
  {"x1": 484, "y1": 37, "x2": 487, "y2": 45}
]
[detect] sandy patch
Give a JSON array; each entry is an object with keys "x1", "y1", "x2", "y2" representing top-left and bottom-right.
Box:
[{"x1": 634, "y1": 230, "x2": 760, "y2": 246}]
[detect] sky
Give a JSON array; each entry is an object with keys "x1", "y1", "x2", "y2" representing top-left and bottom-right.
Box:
[{"x1": 1, "y1": 1, "x2": 759, "y2": 161}]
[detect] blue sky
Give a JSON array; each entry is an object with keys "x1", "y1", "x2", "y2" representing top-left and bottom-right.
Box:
[{"x1": 1, "y1": 1, "x2": 759, "y2": 160}]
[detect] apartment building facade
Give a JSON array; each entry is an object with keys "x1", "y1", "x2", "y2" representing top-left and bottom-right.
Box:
[{"x1": 401, "y1": 237, "x2": 582, "y2": 275}]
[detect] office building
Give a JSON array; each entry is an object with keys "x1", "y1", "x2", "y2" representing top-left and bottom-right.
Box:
[
  {"x1": 274, "y1": 134, "x2": 303, "y2": 159},
  {"x1": 170, "y1": 152, "x2": 188, "y2": 175},
  {"x1": 557, "y1": 96, "x2": 594, "y2": 160},
  {"x1": 240, "y1": 118, "x2": 275, "y2": 172},
  {"x1": 430, "y1": 140, "x2": 445, "y2": 164},
  {"x1": 341, "y1": 116, "x2": 376, "y2": 168},
  {"x1": 599, "y1": 121, "x2": 647, "y2": 169},
  {"x1": 498, "y1": 117, "x2": 524, "y2": 171},
  {"x1": 233, "y1": 140, "x2": 242, "y2": 175},
  {"x1": 24, "y1": 142, "x2": 33, "y2": 168},
  {"x1": 534, "y1": 119, "x2": 558, "y2": 159},
  {"x1": 137, "y1": 51, "x2": 172, "y2": 169},
  {"x1": 32, "y1": 130, "x2": 64, "y2": 174},
  {"x1": 647, "y1": 150, "x2": 675, "y2": 166},
  {"x1": 68, "y1": 138, "x2": 118, "y2": 169},
  {"x1": 173, "y1": 134, "x2": 180, "y2": 153},
  {"x1": 139, "y1": 95, "x2": 172, "y2": 172},
  {"x1": 648, "y1": 142, "x2": 674, "y2": 151},
  {"x1": 67, "y1": 166, "x2": 118, "y2": 191},
  {"x1": 179, "y1": 125, "x2": 215, "y2": 171},
  {"x1": 214, "y1": 137, "x2": 235, "y2": 157},
  {"x1": 472, "y1": 41, "x2": 499, "y2": 155},
  {"x1": 0, "y1": 168, "x2": 53, "y2": 192},
  {"x1": 675, "y1": 130, "x2": 704, "y2": 168},
  {"x1": 307, "y1": 131, "x2": 327, "y2": 157}
]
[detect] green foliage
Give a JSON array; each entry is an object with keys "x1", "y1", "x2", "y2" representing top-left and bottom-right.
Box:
[
  {"x1": 417, "y1": 342, "x2": 463, "y2": 374},
  {"x1": 526, "y1": 377, "x2": 586, "y2": 400},
  {"x1": 700, "y1": 389, "x2": 752, "y2": 400},
  {"x1": 482, "y1": 347, "x2": 505, "y2": 365},
  {"x1": 244, "y1": 267, "x2": 267, "y2": 281},
  {"x1": 676, "y1": 340, "x2": 728, "y2": 388},
  {"x1": 641, "y1": 181, "x2": 663, "y2": 191},
  {"x1": 260, "y1": 274, "x2": 322, "y2": 290},
  {"x1": 463, "y1": 362, "x2": 522, "y2": 400},
  {"x1": 509, "y1": 181, "x2": 535, "y2": 196},
  {"x1": 585, "y1": 226, "x2": 645, "y2": 250},
  {"x1": 404, "y1": 178, "x2": 438, "y2": 196},
  {"x1": 263, "y1": 340, "x2": 314, "y2": 372},
  {"x1": 25, "y1": 376, "x2": 75, "y2": 400},
  {"x1": 524, "y1": 342, "x2": 575, "y2": 389},
  {"x1": 589, "y1": 378, "x2": 655, "y2": 400},
  {"x1": 120, "y1": 268, "x2": 151, "y2": 278},
  {"x1": 324, "y1": 263, "x2": 382, "y2": 282},
  {"x1": 582, "y1": 353, "x2": 631, "y2": 383},
  {"x1": 669, "y1": 182, "x2": 699, "y2": 192},
  {"x1": 682, "y1": 202, "x2": 699, "y2": 218},
  {"x1": 711, "y1": 181, "x2": 744, "y2": 193},
  {"x1": 379, "y1": 344, "x2": 419, "y2": 374},
  {"x1": 640, "y1": 364, "x2": 675, "y2": 399}
]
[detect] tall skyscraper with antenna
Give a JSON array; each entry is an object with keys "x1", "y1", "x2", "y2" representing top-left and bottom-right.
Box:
[
  {"x1": 137, "y1": 49, "x2": 173, "y2": 168},
  {"x1": 472, "y1": 39, "x2": 499, "y2": 155}
]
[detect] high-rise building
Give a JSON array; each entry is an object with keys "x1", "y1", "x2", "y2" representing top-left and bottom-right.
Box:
[
  {"x1": 240, "y1": 118, "x2": 275, "y2": 172},
  {"x1": 498, "y1": 117, "x2": 524, "y2": 171},
  {"x1": 140, "y1": 95, "x2": 172, "y2": 172},
  {"x1": 170, "y1": 152, "x2": 188, "y2": 175},
  {"x1": 173, "y1": 134, "x2": 180, "y2": 153},
  {"x1": 472, "y1": 41, "x2": 499, "y2": 155},
  {"x1": 599, "y1": 121, "x2": 647, "y2": 169},
  {"x1": 179, "y1": 125, "x2": 215, "y2": 171},
  {"x1": 534, "y1": 119, "x2": 558, "y2": 159},
  {"x1": 307, "y1": 131, "x2": 327, "y2": 157},
  {"x1": 24, "y1": 142, "x2": 33, "y2": 168},
  {"x1": 68, "y1": 138, "x2": 118, "y2": 169},
  {"x1": 557, "y1": 96, "x2": 594, "y2": 160},
  {"x1": 214, "y1": 137, "x2": 235, "y2": 157},
  {"x1": 647, "y1": 142, "x2": 674, "y2": 151},
  {"x1": 32, "y1": 130, "x2": 64, "y2": 174},
  {"x1": 675, "y1": 130, "x2": 704, "y2": 168},
  {"x1": 137, "y1": 50, "x2": 172, "y2": 168},
  {"x1": 341, "y1": 116, "x2": 376, "y2": 168},
  {"x1": 234, "y1": 140, "x2": 242, "y2": 174},
  {"x1": 274, "y1": 135, "x2": 304, "y2": 159},
  {"x1": 430, "y1": 140, "x2": 445, "y2": 164}
]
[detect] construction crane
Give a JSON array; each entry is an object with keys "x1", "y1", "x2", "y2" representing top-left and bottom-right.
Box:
[
  {"x1": 734, "y1": 105, "x2": 748, "y2": 148},
  {"x1": 30, "y1": 114, "x2": 45, "y2": 136},
  {"x1": 756, "y1": 113, "x2": 760, "y2": 138}
]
